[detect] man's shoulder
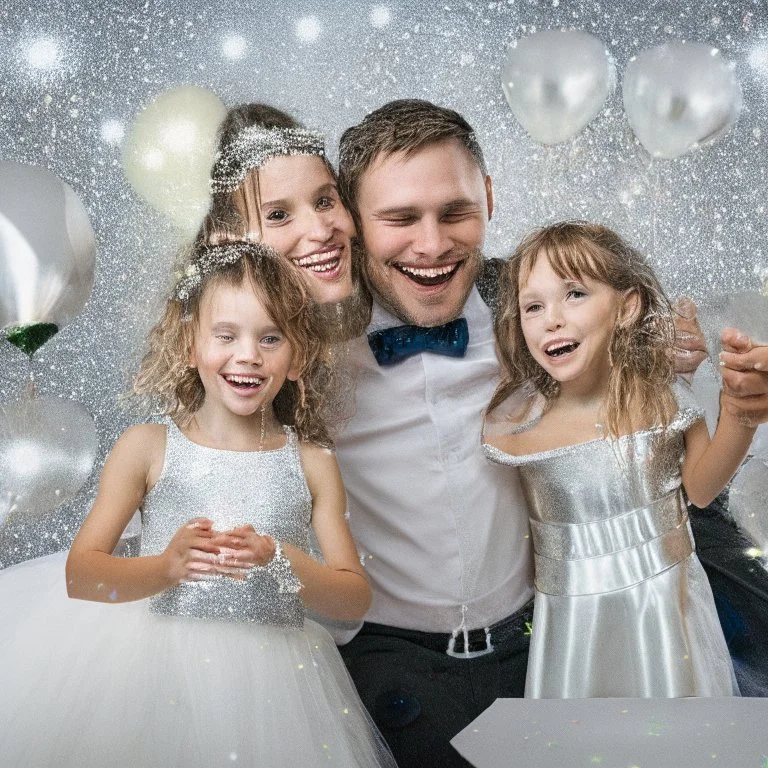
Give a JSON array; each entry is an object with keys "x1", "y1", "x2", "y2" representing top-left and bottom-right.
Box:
[{"x1": 476, "y1": 257, "x2": 506, "y2": 316}]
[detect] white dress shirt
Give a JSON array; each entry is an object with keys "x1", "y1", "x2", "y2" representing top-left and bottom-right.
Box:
[{"x1": 335, "y1": 286, "x2": 534, "y2": 635}]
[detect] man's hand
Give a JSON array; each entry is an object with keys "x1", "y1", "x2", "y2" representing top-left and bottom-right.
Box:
[
  {"x1": 672, "y1": 297, "x2": 708, "y2": 379},
  {"x1": 719, "y1": 327, "x2": 768, "y2": 427}
]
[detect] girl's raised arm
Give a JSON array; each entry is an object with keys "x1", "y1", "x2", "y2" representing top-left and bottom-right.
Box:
[
  {"x1": 681, "y1": 398, "x2": 757, "y2": 509},
  {"x1": 66, "y1": 424, "x2": 219, "y2": 603}
]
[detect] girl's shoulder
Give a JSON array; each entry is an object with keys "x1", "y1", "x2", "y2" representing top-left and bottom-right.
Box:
[
  {"x1": 670, "y1": 380, "x2": 705, "y2": 433},
  {"x1": 482, "y1": 385, "x2": 548, "y2": 458},
  {"x1": 109, "y1": 423, "x2": 168, "y2": 487},
  {"x1": 297, "y1": 438, "x2": 337, "y2": 467}
]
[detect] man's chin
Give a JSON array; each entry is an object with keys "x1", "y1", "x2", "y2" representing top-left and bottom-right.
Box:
[
  {"x1": 375, "y1": 282, "x2": 473, "y2": 327},
  {"x1": 364, "y1": 249, "x2": 483, "y2": 327}
]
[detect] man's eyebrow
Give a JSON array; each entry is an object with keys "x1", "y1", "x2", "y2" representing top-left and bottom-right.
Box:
[
  {"x1": 442, "y1": 198, "x2": 481, "y2": 212},
  {"x1": 371, "y1": 205, "x2": 420, "y2": 218}
]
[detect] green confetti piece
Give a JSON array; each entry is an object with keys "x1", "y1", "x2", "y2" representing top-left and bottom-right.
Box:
[{"x1": 4, "y1": 322, "x2": 59, "y2": 355}]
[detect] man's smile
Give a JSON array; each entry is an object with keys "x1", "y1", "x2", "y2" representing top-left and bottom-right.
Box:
[{"x1": 393, "y1": 261, "x2": 461, "y2": 287}]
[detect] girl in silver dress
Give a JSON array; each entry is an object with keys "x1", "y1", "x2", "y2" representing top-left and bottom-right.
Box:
[
  {"x1": 0, "y1": 242, "x2": 396, "y2": 767},
  {"x1": 484, "y1": 221, "x2": 754, "y2": 698}
]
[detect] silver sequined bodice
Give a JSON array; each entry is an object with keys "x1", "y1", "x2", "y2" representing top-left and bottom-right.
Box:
[{"x1": 140, "y1": 422, "x2": 312, "y2": 628}]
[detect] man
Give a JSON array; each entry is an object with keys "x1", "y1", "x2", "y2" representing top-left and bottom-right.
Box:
[
  {"x1": 332, "y1": 99, "x2": 767, "y2": 766},
  {"x1": 335, "y1": 100, "x2": 530, "y2": 768}
]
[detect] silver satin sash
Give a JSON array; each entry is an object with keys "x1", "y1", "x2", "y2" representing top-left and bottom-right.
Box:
[{"x1": 532, "y1": 490, "x2": 694, "y2": 596}]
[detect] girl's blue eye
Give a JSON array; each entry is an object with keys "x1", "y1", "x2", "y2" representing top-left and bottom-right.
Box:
[
  {"x1": 525, "y1": 303, "x2": 543, "y2": 313},
  {"x1": 567, "y1": 289, "x2": 586, "y2": 299},
  {"x1": 262, "y1": 336, "x2": 281, "y2": 345},
  {"x1": 266, "y1": 210, "x2": 288, "y2": 222}
]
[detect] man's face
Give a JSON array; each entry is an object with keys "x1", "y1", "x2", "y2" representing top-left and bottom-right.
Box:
[{"x1": 356, "y1": 138, "x2": 493, "y2": 327}]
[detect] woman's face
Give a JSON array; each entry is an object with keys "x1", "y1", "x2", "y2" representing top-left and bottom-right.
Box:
[{"x1": 256, "y1": 155, "x2": 355, "y2": 304}]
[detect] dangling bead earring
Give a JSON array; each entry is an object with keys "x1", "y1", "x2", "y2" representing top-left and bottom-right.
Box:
[{"x1": 258, "y1": 404, "x2": 266, "y2": 451}]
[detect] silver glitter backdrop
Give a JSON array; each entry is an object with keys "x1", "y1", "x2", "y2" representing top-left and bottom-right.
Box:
[{"x1": 1, "y1": 0, "x2": 766, "y2": 567}]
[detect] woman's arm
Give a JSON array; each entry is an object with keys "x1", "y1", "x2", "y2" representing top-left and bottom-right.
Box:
[
  {"x1": 66, "y1": 424, "x2": 221, "y2": 603},
  {"x1": 681, "y1": 398, "x2": 757, "y2": 509}
]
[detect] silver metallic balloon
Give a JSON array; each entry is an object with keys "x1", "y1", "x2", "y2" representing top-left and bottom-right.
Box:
[
  {"x1": 0, "y1": 396, "x2": 98, "y2": 520},
  {"x1": 501, "y1": 29, "x2": 615, "y2": 145},
  {"x1": 623, "y1": 42, "x2": 742, "y2": 159},
  {"x1": 0, "y1": 161, "x2": 96, "y2": 340}
]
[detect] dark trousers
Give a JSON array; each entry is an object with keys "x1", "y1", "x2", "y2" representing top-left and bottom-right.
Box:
[
  {"x1": 690, "y1": 496, "x2": 768, "y2": 696},
  {"x1": 340, "y1": 602, "x2": 533, "y2": 768}
]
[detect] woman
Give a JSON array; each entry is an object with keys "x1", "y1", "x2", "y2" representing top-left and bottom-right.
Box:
[{"x1": 202, "y1": 103, "x2": 356, "y2": 306}]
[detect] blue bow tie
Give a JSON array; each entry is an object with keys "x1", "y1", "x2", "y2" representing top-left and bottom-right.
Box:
[{"x1": 367, "y1": 317, "x2": 469, "y2": 366}]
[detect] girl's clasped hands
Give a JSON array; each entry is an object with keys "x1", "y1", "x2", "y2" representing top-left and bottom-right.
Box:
[{"x1": 165, "y1": 518, "x2": 277, "y2": 584}]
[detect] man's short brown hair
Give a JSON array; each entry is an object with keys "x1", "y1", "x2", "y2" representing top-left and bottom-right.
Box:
[{"x1": 338, "y1": 99, "x2": 487, "y2": 226}]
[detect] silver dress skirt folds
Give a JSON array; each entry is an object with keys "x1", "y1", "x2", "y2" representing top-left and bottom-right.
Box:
[{"x1": 484, "y1": 395, "x2": 738, "y2": 698}]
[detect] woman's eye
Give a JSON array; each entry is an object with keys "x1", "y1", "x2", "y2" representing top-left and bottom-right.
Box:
[
  {"x1": 261, "y1": 336, "x2": 281, "y2": 346},
  {"x1": 316, "y1": 196, "x2": 334, "y2": 210}
]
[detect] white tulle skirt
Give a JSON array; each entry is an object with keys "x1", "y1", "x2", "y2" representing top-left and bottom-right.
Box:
[{"x1": 0, "y1": 552, "x2": 395, "y2": 768}]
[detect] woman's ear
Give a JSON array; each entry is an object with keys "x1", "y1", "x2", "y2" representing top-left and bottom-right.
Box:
[{"x1": 618, "y1": 289, "x2": 642, "y2": 329}]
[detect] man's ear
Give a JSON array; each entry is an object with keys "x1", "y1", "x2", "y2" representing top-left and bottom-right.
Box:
[
  {"x1": 485, "y1": 175, "x2": 494, "y2": 221},
  {"x1": 618, "y1": 289, "x2": 642, "y2": 328}
]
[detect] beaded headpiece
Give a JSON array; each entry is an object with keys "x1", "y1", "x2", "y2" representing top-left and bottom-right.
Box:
[
  {"x1": 173, "y1": 241, "x2": 277, "y2": 304},
  {"x1": 209, "y1": 126, "x2": 326, "y2": 194}
]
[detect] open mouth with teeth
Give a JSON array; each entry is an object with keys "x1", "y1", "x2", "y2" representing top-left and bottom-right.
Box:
[
  {"x1": 545, "y1": 341, "x2": 580, "y2": 358},
  {"x1": 223, "y1": 374, "x2": 265, "y2": 391},
  {"x1": 294, "y1": 248, "x2": 344, "y2": 276},
  {"x1": 394, "y1": 262, "x2": 461, "y2": 287}
]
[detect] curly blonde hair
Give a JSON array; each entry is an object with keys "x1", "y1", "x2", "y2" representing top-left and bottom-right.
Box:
[
  {"x1": 133, "y1": 242, "x2": 334, "y2": 447},
  {"x1": 489, "y1": 221, "x2": 677, "y2": 438}
]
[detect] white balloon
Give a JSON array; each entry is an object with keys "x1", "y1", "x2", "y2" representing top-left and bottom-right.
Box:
[
  {"x1": 0, "y1": 396, "x2": 98, "y2": 519},
  {"x1": 623, "y1": 42, "x2": 742, "y2": 159},
  {"x1": 501, "y1": 29, "x2": 615, "y2": 145},
  {"x1": 122, "y1": 86, "x2": 227, "y2": 235}
]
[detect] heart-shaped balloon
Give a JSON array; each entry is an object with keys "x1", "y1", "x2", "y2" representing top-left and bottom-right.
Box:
[
  {"x1": 0, "y1": 396, "x2": 98, "y2": 522},
  {"x1": 623, "y1": 42, "x2": 742, "y2": 159},
  {"x1": 0, "y1": 161, "x2": 96, "y2": 355},
  {"x1": 501, "y1": 29, "x2": 615, "y2": 145},
  {"x1": 122, "y1": 85, "x2": 227, "y2": 236}
]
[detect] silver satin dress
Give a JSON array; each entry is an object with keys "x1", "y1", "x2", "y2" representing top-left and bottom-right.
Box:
[{"x1": 484, "y1": 399, "x2": 738, "y2": 698}]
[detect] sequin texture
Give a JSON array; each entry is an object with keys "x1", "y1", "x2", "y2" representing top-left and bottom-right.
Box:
[{"x1": 140, "y1": 422, "x2": 310, "y2": 627}]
